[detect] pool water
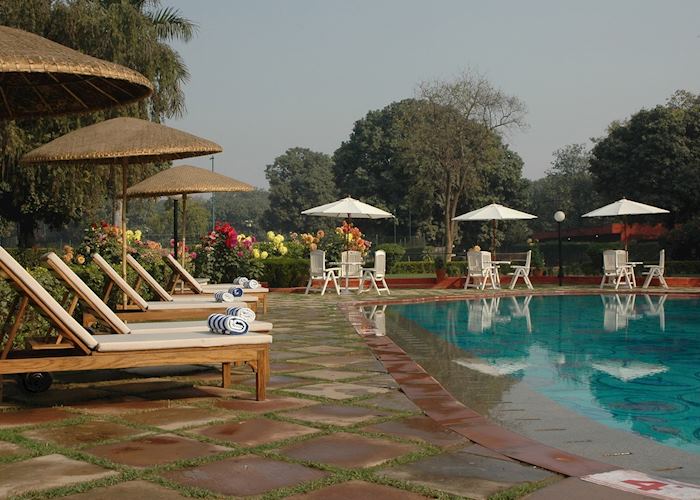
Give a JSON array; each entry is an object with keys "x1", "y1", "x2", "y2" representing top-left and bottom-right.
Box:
[{"x1": 389, "y1": 294, "x2": 700, "y2": 454}]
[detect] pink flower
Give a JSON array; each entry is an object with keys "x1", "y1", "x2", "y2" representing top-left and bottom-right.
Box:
[
  {"x1": 190, "y1": 252, "x2": 197, "y2": 259},
  {"x1": 237, "y1": 251, "x2": 244, "y2": 257}
]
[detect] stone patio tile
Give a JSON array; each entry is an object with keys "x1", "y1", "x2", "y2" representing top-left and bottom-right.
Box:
[
  {"x1": 271, "y1": 350, "x2": 311, "y2": 361},
  {"x1": 290, "y1": 382, "x2": 390, "y2": 400},
  {"x1": 524, "y1": 477, "x2": 647, "y2": 500},
  {"x1": 289, "y1": 345, "x2": 355, "y2": 355},
  {"x1": 271, "y1": 361, "x2": 313, "y2": 372},
  {"x1": 61, "y1": 480, "x2": 187, "y2": 499},
  {"x1": 0, "y1": 441, "x2": 24, "y2": 457},
  {"x1": 101, "y1": 379, "x2": 188, "y2": 395},
  {"x1": 363, "y1": 416, "x2": 469, "y2": 447},
  {"x1": 215, "y1": 394, "x2": 318, "y2": 413},
  {"x1": 293, "y1": 368, "x2": 371, "y2": 381},
  {"x1": 195, "y1": 417, "x2": 318, "y2": 446},
  {"x1": 23, "y1": 421, "x2": 144, "y2": 447},
  {"x1": 70, "y1": 399, "x2": 172, "y2": 415},
  {"x1": 86, "y1": 434, "x2": 228, "y2": 467},
  {"x1": 287, "y1": 480, "x2": 429, "y2": 499},
  {"x1": 0, "y1": 454, "x2": 116, "y2": 497},
  {"x1": 279, "y1": 432, "x2": 418, "y2": 468},
  {"x1": 162, "y1": 454, "x2": 327, "y2": 496},
  {"x1": 115, "y1": 405, "x2": 228, "y2": 429},
  {"x1": 5, "y1": 387, "x2": 116, "y2": 406},
  {"x1": 144, "y1": 385, "x2": 242, "y2": 401},
  {"x1": 379, "y1": 445, "x2": 556, "y2": 499},
  {"x1": 268, "y1": 374, "x2": 309, "y2": 388},
  {"x1": 364, "y1": 374, "x2": 400, "y2": 389},
  {"x1": 292, "y1": 354, "x2": 371, "y2": 368},
  {"x1": 363, "y1": 391, "x2": 421, "y2": 412},
  {"x1": 345, "y1": 358, "x2": 388, "y2": 372},
  {"x1": 285, "y1": 404, "x2": 393, "y2": 427},
  {"x1": 0, "y1": 407, "x2": 72, "y2": 427}
]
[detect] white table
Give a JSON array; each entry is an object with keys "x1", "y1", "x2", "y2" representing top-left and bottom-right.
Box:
[
  {"x1": 330, "y1": 260, "x2": 363, "y2": 294},
  {"x1": 491, "y1": 260, "x2": 511, "y2": 288}
]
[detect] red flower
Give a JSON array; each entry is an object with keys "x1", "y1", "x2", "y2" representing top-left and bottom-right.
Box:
[{"x1": 225, "y1": 228, "x2": 238, "y2": 248}]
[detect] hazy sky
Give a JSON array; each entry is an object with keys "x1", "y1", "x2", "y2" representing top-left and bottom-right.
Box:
[{"x1": 166, "y1": 0, "x2": 700, "y2": 188}]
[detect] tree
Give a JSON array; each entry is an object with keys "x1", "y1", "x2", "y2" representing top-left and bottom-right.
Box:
[
  {"x1": 414, "y1": 70, "x2": 527, "y2": 259},
  {"x1": 264, "y1": 148, "x2": 337, "y2": 232},
  {"x1": 528, "y1": 144, "x2": 602, "y2": 232},
  {"x1": 0, "y1": 0, "x2": 195, "y2": 246},
  {"x1": 211, "y1": 189, "x2": 270, "y2": 238},
  {"x1": 590, "y1": 91, "x2": 700, "y2": 225}
]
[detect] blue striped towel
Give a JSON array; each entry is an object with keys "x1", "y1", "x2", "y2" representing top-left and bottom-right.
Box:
[
  {"x1": 227, "y1": 287, "x2": 244, "y2": 297},
  {"x1": 235, "y1": 277, "x2": 250, "y2": 287},
  {"x1": 207, "y1": 313, "x2": 249, "y2": 335},
  {"x1": 246, "y1": 279, "x2": 260, "y2": 289},
  {"x1": 214, "y1": 291, "x2": 235, "y2": 302},
  {"x1": 226, "y1": 306, "x2": 256, "y2": 322}
]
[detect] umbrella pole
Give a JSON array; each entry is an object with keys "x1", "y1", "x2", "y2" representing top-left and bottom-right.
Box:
[
  {"x1": 492, "y1": 219, "x2": 497, "y2": 259},
  {"x1": 121, "y1": 159, "x2": 128, "y2": 308},
  {"x1": 181, "y1": 194, "x2": 188, "y2": 268},
  {"x1": 623, "y1": 215, "x2": 628, "y2": 252},
  {"x1": 344, "y1": 215, "x2": 351, "y2": 292}
]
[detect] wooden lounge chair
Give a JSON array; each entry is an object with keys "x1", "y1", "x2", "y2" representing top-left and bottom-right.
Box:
[
  {"x1": 90, "y1": 253, "x2": 258, "y2": 325},
  {"x1": 41, "y1": 253, "x2": 273, "y2": 334},
  {"x1": 0, "y1": 246, "x2": 270, "y2": 400},
  {"x1": 161, "y1": 254, "x2": 269, "y2": 313}
]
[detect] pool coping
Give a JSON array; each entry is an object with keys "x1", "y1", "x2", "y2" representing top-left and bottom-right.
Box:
[{"x1": 339, "y1": 288, "x2": 700, "y2": 480}]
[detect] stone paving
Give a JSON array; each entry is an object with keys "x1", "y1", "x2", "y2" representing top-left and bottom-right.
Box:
[{"x1": 0, "y1": 288, "x2": 668, "y2": 498}]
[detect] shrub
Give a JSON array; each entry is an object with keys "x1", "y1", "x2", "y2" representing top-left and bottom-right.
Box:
[
  {"x1": 661, "y1": 217, "x2": 700, "y2": 261},
  {"x1": 260, "y1": 257, "x2": 309, "y2": 287},
  {"x1": 391, "y1": 261, "x2": 434, "y2": 274},
  {"x1": 375, "y1": 243, "x2": 406, "y2": 272},
  {"x1": 193, "y1": 222, "x2": 264, "y2": 283}
]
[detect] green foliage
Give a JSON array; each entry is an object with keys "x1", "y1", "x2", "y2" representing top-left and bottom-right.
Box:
[
  {"x1": 666, "y1": 261, "x2": 700, "y2": 276},
  {"x1": 434, "y1": 256, "x2": 445, "y2": 270},
  {"x1": 391, "y1": 261, "x2": 434, "y2": 274},
  {"x1": 260, "y1": 257, "x2": 309, "y2": 288},
  {"x1": 192, "y1": 222, "x2": 264, "y2": 283},
  {"x1": 661, "y1": 216, "x2": 700, "y2": 260},
  {"x1": 212, "y1": 189, "x2": 270, "y2": 239},
  {"x1": 590, "y1": 90, "x2": 700, "y2": 226},
  {"x1": 528, "y1": 241, "x2": 545, "y2": 269},
  {"x1": 374, "y1": 243, "x2": 406, "y2": 272},
  {"x1": 264, "y1": 148, "x2": 338, "y2": 232},
  {"x1": 0, "y1": 0, "x2": 195, "y2": 246}
]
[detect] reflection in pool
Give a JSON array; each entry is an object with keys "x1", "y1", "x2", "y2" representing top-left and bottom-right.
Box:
[{"x1": 385, "y1": 294, "x2": 700, "y2": 454}]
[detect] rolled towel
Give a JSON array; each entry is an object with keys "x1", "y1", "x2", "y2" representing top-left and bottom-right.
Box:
[
  {"x1": 208, "y1": 313, "x2": 249, "y2": 335},
  {"x1": 227, "y1": 287, "x2": 244, "y2": 297},
  {"x1": 226, "y1": 305, "x2": 256, "y2": 322},
  {"x1": 214, "y1": 291, "x2": 235, "y2": 302},
  {"x1": 246, "y1": 279, "x2": 260, "y2": 289},
  {"x1": 238, "y1": 277, "x2": 250, "y2": 287}
]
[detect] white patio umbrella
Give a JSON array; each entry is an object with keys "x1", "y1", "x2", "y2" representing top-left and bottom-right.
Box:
[
  {"x1": 582, "y1": 198, "x2": 669, "y2": 251},
  {"x1": 302, "y1": 196, "x2": 394, "y2": 292},
  {"x1": 591, "y1": 360, "x2": 667, "y2": 382},
  {"x1": 453, "y1": 203, "x2": 537, "y2": 255}
]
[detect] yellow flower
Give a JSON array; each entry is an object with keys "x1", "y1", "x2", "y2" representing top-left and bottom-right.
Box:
[
  {"x1": 134, "y1": 230, "x2": 142, "y2": 241},
  {"x1": 267, "y1": 231, "x2": 275, "y2": 241},
  {"x1": 274, "y1": 234, "x2": 284, "y2": 244},
  {"x1": 76, "y1": 255, "x2": 86, "y2": 265},
  {"x1": 279, "y1": 245, "x2": 288, "y2": 255},
  {"x1": 347, "y1": 233, "x2": 354, "y2": 241},
  {"x1": 237, "y1": 234, "x2": 245, "y2": 242},
  {"x1": 260, "y1": 251, "x2": 269, "y2": 259},
  {"x1": 252, "y1": 249, "x2": 261, "y2": 259}
]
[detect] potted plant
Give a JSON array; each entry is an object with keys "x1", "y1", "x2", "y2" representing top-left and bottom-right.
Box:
[{"x1": 435, "y1": 256, "x2": 447, "y2": 281}]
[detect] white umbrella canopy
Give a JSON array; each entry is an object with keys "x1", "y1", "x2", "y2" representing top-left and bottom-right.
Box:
[
  {"x1": 582, "y1": 198, "x2": 669, "y2": 250},
  {"x1": 302, "y1": 196, "x2": 394, "y2": 219},
  {"x1": 453, "y1": 203, "x2": 537, "y2": 254},
  {"x1": 453, "y1": 358, "x2": 528, "y2": 377},
  {"x1": 591, "y1": 360, "x2": 667, "y2": 382}
]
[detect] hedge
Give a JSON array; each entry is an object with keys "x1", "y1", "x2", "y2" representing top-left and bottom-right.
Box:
[{"x1": 260, "y1": 257, "x2": 309, "y2": 287}]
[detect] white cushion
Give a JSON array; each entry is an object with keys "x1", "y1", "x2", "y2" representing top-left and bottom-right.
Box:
[
  {"x1": 200, "y1": 283, "x2": 270, "y2": 293},
  {"x1": 0, "y1": 246, "x2": 98, "y2": 349},
  {"x1": 93, "y1": 253, "x2": 149, "y2": 310},
  {"x1": 170, "y1": 295, "x2": 258, "y2": 304},
  {"x1": 145, "y1": 301, "x2": 248, "y2": 311},
  {"x1": 128, "y1": 321, "x2": 273, "y2": 333},
  {"x1": 126, "y1": 254, "x2": 172, "y2": 301},
  {"x1": 43, "y1": 252, "x2": 130, "y2": 335},
  {"x1": 94, "y1": 331, "x2": 272, "y2": 352},
  {"x1": 165, "y1": 254, "x2": 204, "y2": 293}
]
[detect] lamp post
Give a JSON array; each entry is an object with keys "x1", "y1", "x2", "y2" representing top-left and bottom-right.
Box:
[
  {"x1": 554, "y1": 211, "x2": 566, "y2": 286},
  {"x1": 210, "y1": 155, "x2": 215, "y2": 230}
]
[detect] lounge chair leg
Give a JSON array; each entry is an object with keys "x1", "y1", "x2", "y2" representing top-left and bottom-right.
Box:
[
  {"x1": 256, "y1": 349, "x2": 268, "y2": 401},
  {"x1": 304, "y1": 277, "x2": 313, "y2": 295},
  {"x1": 222, "y1": 362, "x2": 232, "y2": 388}
]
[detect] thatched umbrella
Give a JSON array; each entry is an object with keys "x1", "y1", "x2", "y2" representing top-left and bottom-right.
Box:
[
  {"x1": 20, "y1": 117, "x2": 222, "y2": 304},
  {"x1": 127, "y1": 164, "x2": 254, "y2": 265},
  {"x1": 0, "y1": 25, "x2": 153, "y2": 119}
]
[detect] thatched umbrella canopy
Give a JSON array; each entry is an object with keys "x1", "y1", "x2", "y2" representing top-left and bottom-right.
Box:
[
  {"x1": 21, "y1": 117, "x2": 222, "y2": 303},
  {"x1": 0, "y1": 25, "x2": 153, "y2": 119},
  {"x1": 127, "y1": 165, "x2": 254, "y2": 263}
]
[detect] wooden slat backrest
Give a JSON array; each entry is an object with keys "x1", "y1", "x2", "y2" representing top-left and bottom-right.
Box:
[
  {"x1": 92, "y1": 253, "x2": 149, "y2": 311},
  {"x1": 164, "y1": 253, "x2": 203, "y2": 294},
  {"x1": 0, "y1": 246, "x2": 95, "y2": 352},
  {"x1": 126, "y1": 254, "x2": 172, "y2": 302}
]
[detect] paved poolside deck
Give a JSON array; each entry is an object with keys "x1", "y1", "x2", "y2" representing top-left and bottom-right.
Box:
[{"x1": 0, "y1": 287, "x2": 690, "y2": 498}]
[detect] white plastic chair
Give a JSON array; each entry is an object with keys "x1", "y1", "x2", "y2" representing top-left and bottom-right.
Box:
[
  {"x1": 359, "y1": 250, "x2": 390, "y2": 295},
  {"x1": 601, "y1": 294, "x2": 638, "y2": 331},
  {"x1": 304, "y1": 250, "x2": 340, "y2": 296},
  {"x1": 464, "y1": 251, "x2": 496, "y2": 290},
  {"x1": 600, "y1": 250, "x2": 634, "y2": 289},
  {"x1": 642, "y1": 250, "x2": 668, "y2": 289},
  {"x1": 508, "y1": 250, "x2": 533, "y2": 290},
  {"x1": 509, "y1": 295, "x2": 533, "y2": 333}
]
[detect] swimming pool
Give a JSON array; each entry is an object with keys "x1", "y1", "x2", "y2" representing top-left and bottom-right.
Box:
[{"x1": 387, "y1": 294, "x2": 700, "y2": 455}]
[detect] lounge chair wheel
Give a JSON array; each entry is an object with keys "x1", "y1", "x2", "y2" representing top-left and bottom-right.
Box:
[{"x1": 19, "y1": 372, "x2": 53, "y2": 393}]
